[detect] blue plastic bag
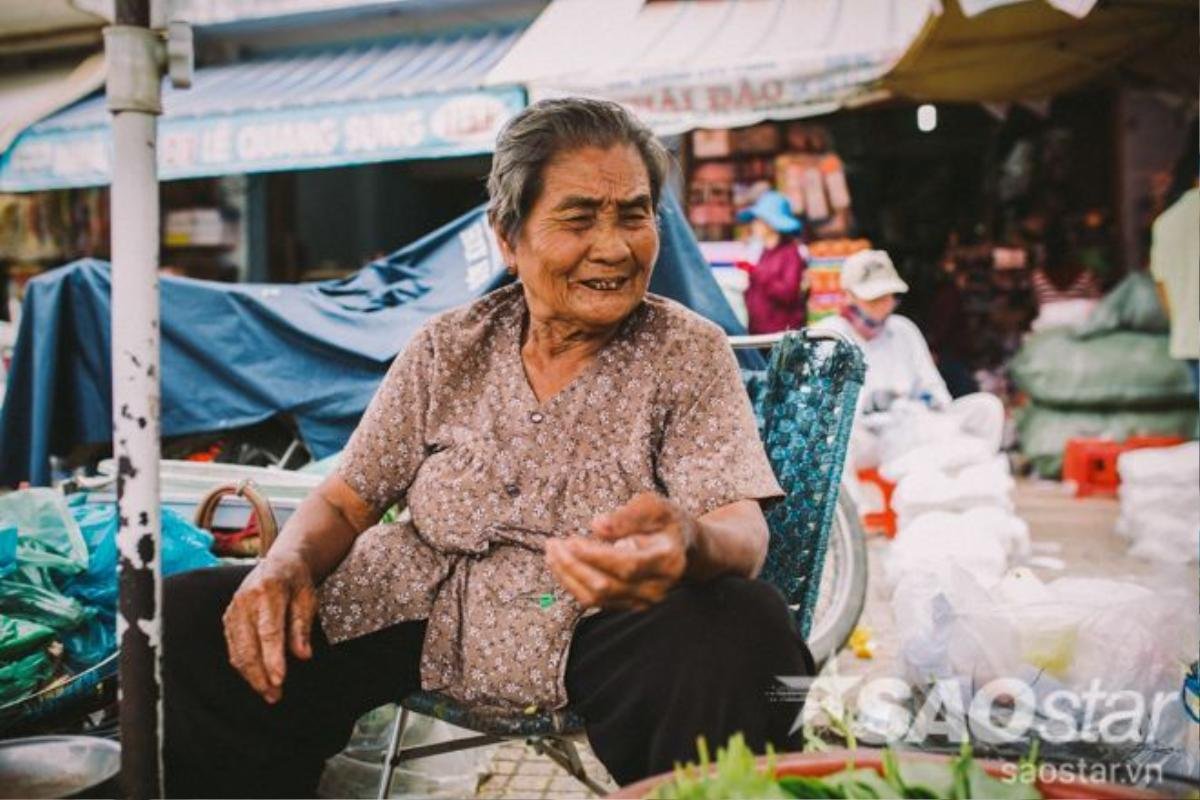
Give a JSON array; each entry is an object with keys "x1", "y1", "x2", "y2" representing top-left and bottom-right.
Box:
[
  {"x1": 0, "y1": 526, "x2": 16, "y2": 578},
  {"x1": 0, "y1": 489, "x2": 88, "y2": 575},
  {"x1": 64, "y1": 501, "x2": 219, "y2": 611},
  {"x1": 60, "y1": 499, "x2": 220, "y2": 669}
]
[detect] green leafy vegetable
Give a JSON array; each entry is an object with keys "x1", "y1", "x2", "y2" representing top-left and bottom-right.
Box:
[{"x1": 647, "y1": 734, "x2": 1044, "y2": 800}]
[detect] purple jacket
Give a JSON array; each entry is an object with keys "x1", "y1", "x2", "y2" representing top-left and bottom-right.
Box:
[{"x1": 745, "y1": 238, "x2": 807, "y2": 334}]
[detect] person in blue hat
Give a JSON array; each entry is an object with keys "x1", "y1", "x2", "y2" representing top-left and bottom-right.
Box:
[{"x1": 737, "y1": 190, "x2": 807, "y2": 334}]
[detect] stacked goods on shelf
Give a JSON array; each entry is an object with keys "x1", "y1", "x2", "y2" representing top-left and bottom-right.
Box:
[
  {"x1": 0, "y1": 189, "x2": 109, "y2": 264},
  {"x1": 686, "y1": 122, "x2": 853, "y2": 243},
  {"x1": 687, "y1": 162, "x2": 735, "y2": 242},
  {"x1": 1010, "y1": 273, "x2": 1198, "y2": 478},
  {"x1": 805, "y1": 238, "x2": 871, "y2": 323}
]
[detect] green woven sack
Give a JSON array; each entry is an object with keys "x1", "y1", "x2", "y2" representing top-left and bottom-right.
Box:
[
  {"x1": 1076, "y1": 271, "x2": 1169, "y2": 338},
  {"x1": 1011, "y1": 330, "x2": 1196, "y2": 409},
  {"x1": 1016, "y1": 403, "x2": 1200, "y2": 478}
]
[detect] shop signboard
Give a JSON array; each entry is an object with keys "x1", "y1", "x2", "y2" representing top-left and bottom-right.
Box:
[
  {"x1": 575, "y1": 52, "x2": 893, "y2": 135},
  {"x1": 0, "y1": 87, "x2": 525, "y2": 192}
]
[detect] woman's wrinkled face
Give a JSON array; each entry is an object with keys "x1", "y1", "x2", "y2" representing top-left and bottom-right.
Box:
[{"x1": 498, "y1": 144, "x2": 659, "y2": 333}]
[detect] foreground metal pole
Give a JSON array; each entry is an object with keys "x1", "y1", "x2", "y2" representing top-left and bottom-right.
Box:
[{"x1": 108, "y1": 0, "x2": 164, "y2": 796}]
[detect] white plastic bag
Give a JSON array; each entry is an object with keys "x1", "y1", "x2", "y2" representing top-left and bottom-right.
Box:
[
  {"x1": 892, "y1": 456, "x2": 1015, "y2": 525},
  {"x1": 1117, "y1": 440, "x2": 1199, "y2": 486},
  {"x1": 1115, "y1": 507, "x2": 1199, "y2": 562},
  {"x1": 885, "y1": 511, "x2": 1009, "y2": 590},
  {"x1": 1115, "y1": 442, "x2": 1199, "y2": 562},
  {"x1": 1118, "y1": 482, "x2": 1200, "y2": 525},
  {"x1": 879, "y1": 435, "x2": 995, "y2": 484}
]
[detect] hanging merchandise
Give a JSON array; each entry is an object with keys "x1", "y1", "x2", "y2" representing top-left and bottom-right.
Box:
[
  {"x1": 801, "y1": 165, "x2": 829, "y2": 221},
  {"x1": 688, "y1": 121, "x2": 854, "y2": 244},
  {"x1": 820, "y1": 154, "x2": 851, "y2": 211},
  {"x1": 774, "y1": 154, "x2": 807, "y2": 216},
  {"x1": 691, "y1": 129, "x2": 731, "y2": 159}
]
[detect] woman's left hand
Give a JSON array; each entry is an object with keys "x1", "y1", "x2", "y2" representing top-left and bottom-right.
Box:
[{"x1": 545, "y1": 492, "x2": 697, "y2": 611}]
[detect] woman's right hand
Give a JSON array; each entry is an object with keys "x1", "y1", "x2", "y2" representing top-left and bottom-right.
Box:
[{"x1": 222, "y1": 554, "x2": 317, "y2": 704}]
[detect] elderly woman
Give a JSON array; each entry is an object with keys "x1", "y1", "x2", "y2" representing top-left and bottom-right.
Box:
[{"x1": 162, "y1": 98, "x2": 813, "y2": 797}]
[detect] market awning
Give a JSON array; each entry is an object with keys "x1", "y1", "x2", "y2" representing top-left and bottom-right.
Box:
[
  {"x1": 0, "y1": 54, "x2": 106, "y2": 154},
  {"x1": 883, "y1": 0, "x2": 1199, "y2": 103},
  {"x1": 0, "y1": 29, "x2": 526, "y2": 192},
  {"x1": 484, "y1": 0, "x2": 938, "y2": 135}
]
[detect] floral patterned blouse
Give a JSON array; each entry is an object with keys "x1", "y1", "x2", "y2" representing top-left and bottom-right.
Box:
[{"x1": 318, "y1": 282, "x2": 782, "y2": 715}]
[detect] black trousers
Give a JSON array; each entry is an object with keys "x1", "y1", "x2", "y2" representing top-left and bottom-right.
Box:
[{"x1": 163, "y1": 565, "x2": 813, "y2": 798}]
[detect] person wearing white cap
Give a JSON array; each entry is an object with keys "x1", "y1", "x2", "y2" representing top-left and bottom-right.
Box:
[{"x1": 816, "y1": 249, "x2": 1004, "y2": 469}]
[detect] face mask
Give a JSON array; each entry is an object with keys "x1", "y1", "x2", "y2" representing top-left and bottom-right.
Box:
[{"x1": 841, "y1": 302, "x2": 887, "y2": 340}]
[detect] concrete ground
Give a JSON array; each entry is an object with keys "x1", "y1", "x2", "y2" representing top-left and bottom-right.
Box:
[{"x1": 328, "y1": 478, "x2": 1194, "y2": 799}]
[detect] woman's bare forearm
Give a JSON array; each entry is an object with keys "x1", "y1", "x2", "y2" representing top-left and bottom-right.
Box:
[
  {"x1": 264, "y1": 475, "x2": 378, "y2": 582},
  {"x1": 685, "y1": 499, "x2": 771, "y2": 582}
]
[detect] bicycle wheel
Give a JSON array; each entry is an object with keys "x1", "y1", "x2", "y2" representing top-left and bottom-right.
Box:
[{"x1": 804, "y1": 487, "x2": 869, "y2": 668}]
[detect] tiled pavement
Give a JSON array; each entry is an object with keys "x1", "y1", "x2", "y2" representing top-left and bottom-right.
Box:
[{"x1": 475, "y1": 740, "x2": 616, "y2": 799}]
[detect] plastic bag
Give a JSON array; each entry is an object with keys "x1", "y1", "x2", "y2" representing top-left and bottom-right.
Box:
[
  {"x1": 885, "y1": 511, "x2": 1009, "y2": 590},
  {"x1": 871, "y1": 402, "x2": 966, "y2": 467},
  {"x1": 0, "y1": 648, "x2": 53, "y2": 706},
  {"x1": 0, "y1": 526, "x2": 15, "y2": 578},
  {"x1": 62, "y1": 500, "x2": 118, "y2": 609},
  {"x1": 0, "y1": 614, "x2": 54, "y2": 660},
  {"x1": 162, "y1": 508, "x2": 220, "y2": 575},
  {"x1": 891, "y1": 456, "x2": 1015, "y2": 525},
  {"x1": 1117, "y1": 440, "x2": 1200, "y2": 486},
  {"x1": 879, "y1": 435, "x2": 994, "y2": 484},
  {"x1": 1029, "y1": 298, "x2": 1098, "y2": 332},
  {"x1": 1011, "y1": 330, "x2": 1195, "y2": 409},
  {"x1": 1116, "y1": 502, "x2": 1199, "y2": 563},
  {"x1": 1075, "y1": 271, "x2": 1170, "y2": 339},
  {"x1": 61, "y1": 608, "x2": 116, "y2": 672},
  {"x1": 0, "y1": 489, "x2": 88, "y2": 575},
  {"x1": 1016, "y1": 403, "x2": 1199, "y2": 478},
  {"x1": 0, "y1": 566, "x2": 89, "y2": 631},
  {"x1": 1118, "y1": 482, "x2": 1200, "y2": 523},
  {"x1": 897, "y1": 569, "x2": 1194, "y2": 697},
  {"x1": 63, "y1": 501, "x2": 219, "y2": 613},
  {"x1": 59, "y1": 500, "x2": 218, "y2": 669}
]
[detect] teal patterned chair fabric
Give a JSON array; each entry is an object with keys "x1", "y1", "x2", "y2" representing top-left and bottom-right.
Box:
[
  {"x1": 395, "y1": 330, "x2": 864, "y2": 740},
  {"x1": 376, "y1": 331, "x2": 865, "y2": 798},
  {"x1": 741, "y1": 330, "x2": 865, "y2": 639}
]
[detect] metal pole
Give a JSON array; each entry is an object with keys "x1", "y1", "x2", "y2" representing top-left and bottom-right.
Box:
[{"x1": 108, "y1": 0, "x2": 164, "y2": 796}]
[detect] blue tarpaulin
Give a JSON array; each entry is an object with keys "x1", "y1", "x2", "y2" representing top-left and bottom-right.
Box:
[{"x1": 0, "y1": 194, "x2": 748, "y2": 486}]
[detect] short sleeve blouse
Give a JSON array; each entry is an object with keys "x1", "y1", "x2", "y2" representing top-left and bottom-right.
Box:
[{"x1": 319, "y1": 283, "x2": 782, "y2": 713}]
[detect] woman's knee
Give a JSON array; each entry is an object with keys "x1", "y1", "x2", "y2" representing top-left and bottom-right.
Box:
[
  {"x1": 641, "y1": 577, "x2": 805, "y2": 674},
  {"x1": 163, "y1": 566, "x2": 249, "y2": 664},
  {"x1": 661, "y1": 576, "x2": 795, "y2": 637}
]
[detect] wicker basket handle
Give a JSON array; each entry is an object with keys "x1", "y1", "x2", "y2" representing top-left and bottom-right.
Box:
[{"x1": 193, "y1": 479, "x2": 279, "y2": 556}]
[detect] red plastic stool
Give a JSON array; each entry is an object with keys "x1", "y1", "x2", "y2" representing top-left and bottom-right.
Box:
[
  {"x1": 856, "y1": 468, "x2": 897, "y2": 537},
  {"x1": 1061, "y1": 436, "x2": 1186, "y2": 497}
]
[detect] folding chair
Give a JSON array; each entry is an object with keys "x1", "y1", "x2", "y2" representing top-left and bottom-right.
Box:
[{"x1": 369, "y1": 329, "x2": 865, "y2": 797}]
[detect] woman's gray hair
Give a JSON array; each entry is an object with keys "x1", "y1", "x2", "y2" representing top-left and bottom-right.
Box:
[{"x1": 487, "y1": 97, "x2": 670, "y2": 244}]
